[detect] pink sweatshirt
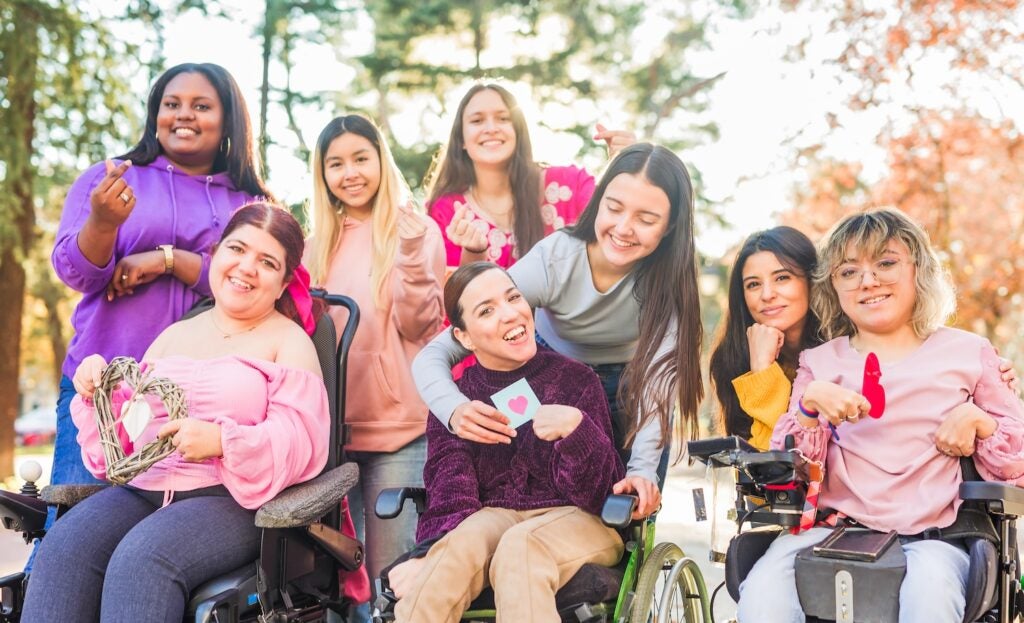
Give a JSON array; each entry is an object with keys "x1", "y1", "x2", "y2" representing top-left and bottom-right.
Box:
[
  {"x1": 428, "y1": 165, "x2": 595, "y2": 268},
  {"x1": 773, "y1": 327, "x2": 1024, "y2": 535},
  {"x1": 72, "y1": 356, "x2": 330, "y2": 509},
  {"x1": 319, "y1": 214, "x2": 446, "y2": 452}
]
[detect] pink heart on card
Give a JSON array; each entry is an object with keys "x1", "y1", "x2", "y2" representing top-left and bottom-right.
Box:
[{"x1": 508, "y1": 395, "x2": 528, "y2": 415}]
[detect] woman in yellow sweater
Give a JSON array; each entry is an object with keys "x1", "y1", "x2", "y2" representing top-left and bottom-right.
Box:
[
  {"x1": 709, "y1": 227, "x2": 819, "y2": 449},
  {"x1": 710, "y1": 225, "x2": 1018, "y2": 450}
]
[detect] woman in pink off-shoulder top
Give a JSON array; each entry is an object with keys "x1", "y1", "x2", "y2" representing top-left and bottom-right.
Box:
[
  {"x1": 737, "y1": 208, "x2": 1024, "y2": 623},
  {"x1": 23, "y1": 203, "x2": 331, "y2": 623}
]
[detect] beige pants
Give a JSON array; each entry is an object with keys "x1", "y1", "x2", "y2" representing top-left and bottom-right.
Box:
[{"x1": 394, "y1": 505, "x2": 623, "y2": 623}]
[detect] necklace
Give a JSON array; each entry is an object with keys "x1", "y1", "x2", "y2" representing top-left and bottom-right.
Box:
[
  {"x1": 469, "y1": 187, "x2": 514, "y2": 219},
  {"x1": 209, "y1": 310, "x2": 274, "y2": 339}
]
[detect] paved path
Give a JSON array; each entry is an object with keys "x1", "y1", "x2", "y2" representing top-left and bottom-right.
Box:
[{"x1": 0, "y1": 455, "x2": 739, "y2": 621}]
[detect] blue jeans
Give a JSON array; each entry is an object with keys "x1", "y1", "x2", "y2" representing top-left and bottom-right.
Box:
[
  {"x1": 737, "y1": 526, "x2": 970, "y2": 622},
  {"x1": 25, "y1": 376, "x2": 104, "y2": 573},
  {"x1": 586, "y1": 361, "x2": 670, "y2": 489},
  {"x1": 22, "y1": 485, "x2": 260, "y2": 623},
  {"x1": 346, "y1": 435, "x2": 427, "y2": 623}
]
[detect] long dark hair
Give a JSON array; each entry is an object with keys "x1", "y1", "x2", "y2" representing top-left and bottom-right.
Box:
[
  {"x1": 425, "y1": 83, "x2": 544, "y2": 256},
  {"x1": 117, "y1": 63, "x2": 270, "y2": 198},
  {"x1": 709, "y1": 226, "x2": 821, "y2": 439},
  {"x1": 218, "y1": 202, "x2": 323, "y2": 326},
  {"x1": 569, "y1": 143, "x2": 702, "y2": 457}
]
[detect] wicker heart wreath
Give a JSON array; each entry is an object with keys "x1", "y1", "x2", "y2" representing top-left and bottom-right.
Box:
[{"x1": 92, "y1": 356, "x2": 188, "y2": 485}]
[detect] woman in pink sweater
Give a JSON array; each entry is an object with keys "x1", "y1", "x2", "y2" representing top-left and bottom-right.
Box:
[
  {"x1": 22, "y1": 203, "x2": 330, "y2": 622},
  {"x1": 737, "y1": 208, "x2": 1024, "y2": 622},
  {"x1": 304, "y1": 114, "x2": 446, "y2": 601}
]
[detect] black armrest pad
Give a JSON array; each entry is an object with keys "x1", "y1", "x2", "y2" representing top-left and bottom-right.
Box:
[
  {"x1": 601, "y1": 494, "x2": 638, "y2": 529},
  {"x1": 960, "y1": 481, "x2": 1024, "y2": 516},
  {"x1": 374, "y1": 487, "x2": 427, "y2": 519},
  {"x1": 40, "y1": 484, "x2": 109, "y2": 507},
  {"x1": 255, "y1": 462, "x2": 359, "y2": 529},
  {"x1": 688, "y1": 436, "x2": 757, "y2": 464}
]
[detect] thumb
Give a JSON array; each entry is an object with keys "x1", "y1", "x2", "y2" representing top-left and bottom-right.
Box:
[
  {"x1": 612, "y1": 478, "x2": 628, "y2": 494},
  {"x1": 105, "y1": 159, "x2": 116, "y2": 174},
  {"x1": 594, "y1": 123, "x2": 608, "y2": 139}
]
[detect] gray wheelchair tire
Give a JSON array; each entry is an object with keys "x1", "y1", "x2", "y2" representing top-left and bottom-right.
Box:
[{"x1": 629, "y1": 542, "x2": 711, "y2": 623}]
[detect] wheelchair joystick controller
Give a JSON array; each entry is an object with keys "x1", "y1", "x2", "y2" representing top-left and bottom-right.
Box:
[{"x1": 18, "y1": 460, "x2": 42, "y2": 498}]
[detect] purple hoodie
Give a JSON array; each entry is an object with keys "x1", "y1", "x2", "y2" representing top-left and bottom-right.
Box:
[{"x1": 53, "y1": 155, "x2": 256, "y2": 378}]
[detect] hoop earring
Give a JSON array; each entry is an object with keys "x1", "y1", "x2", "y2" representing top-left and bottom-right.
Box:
[{"x1": 221, "y1": 136, "x2": 231, "y2": 158}]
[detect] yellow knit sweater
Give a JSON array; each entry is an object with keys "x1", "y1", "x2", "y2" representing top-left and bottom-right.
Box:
[{"x1": 730, "y1": 361, "x2": 795, "y2": 450}]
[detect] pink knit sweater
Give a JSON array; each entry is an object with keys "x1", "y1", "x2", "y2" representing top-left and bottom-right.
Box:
[{"x1": 773, "y1": 327, "x2": 1024, "y2": 535}]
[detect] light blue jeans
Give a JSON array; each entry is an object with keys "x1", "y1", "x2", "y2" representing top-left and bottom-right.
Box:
[
  {"x1": 736, "y1": 526, "x2": 970, "y2": 622},
  {"x1": 345, "y1": 435, "x2": 427, "y2": 623}
]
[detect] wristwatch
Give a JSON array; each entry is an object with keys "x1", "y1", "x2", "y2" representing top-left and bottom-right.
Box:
[{"x1": 156, "y1": 244, "x2": 174, "y2": 274}]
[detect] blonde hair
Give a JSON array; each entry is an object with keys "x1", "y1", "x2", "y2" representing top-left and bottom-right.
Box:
[
  {"x1": 812, "y1": 207, "x2": 956, "y2": 341},
  {"x1": 307, "y1": 114, "x2": 411, "y2": 308}
]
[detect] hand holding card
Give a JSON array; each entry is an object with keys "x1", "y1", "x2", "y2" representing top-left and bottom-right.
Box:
[{"x1": 490, "y1": 378, "x2": 541, "y2": 429}]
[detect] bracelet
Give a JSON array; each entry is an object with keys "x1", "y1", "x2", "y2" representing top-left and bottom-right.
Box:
[
  {"x1": 798, "y1": 399, "x2": 819, "y2": 419},
  {"x1": 462, "y1": 244, "x2": 488, "y2": 254}
]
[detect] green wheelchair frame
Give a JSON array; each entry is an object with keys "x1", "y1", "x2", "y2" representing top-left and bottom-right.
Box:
[{"x1": 371, "y1": 491, "x2": 712, "y2": 623}]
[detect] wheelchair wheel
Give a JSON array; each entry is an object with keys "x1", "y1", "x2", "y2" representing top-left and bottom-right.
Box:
[{"x1": 630, "y1": 542, "x2": 711, "y2": 623}]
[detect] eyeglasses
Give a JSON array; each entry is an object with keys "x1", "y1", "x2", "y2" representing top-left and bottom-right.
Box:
[{"x1": 831, "y1": 258, "x2": 905, "y2": 291}]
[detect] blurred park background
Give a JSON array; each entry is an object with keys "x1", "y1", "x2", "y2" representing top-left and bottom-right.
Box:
[{"x1": 1, "y1": 0, "x2": 1023, "y2": 482}]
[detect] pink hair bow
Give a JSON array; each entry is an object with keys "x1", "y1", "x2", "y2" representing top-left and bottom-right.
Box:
[{"x1": 288, "y1": 264, "x2": 316, "y2": 336}]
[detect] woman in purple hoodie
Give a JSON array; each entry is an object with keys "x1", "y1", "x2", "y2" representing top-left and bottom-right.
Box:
[
  {"x1": 386, "y1": 262, "x2": 625, "y2": 623},
  {"x1": 48, "y1": 62, "x2": 269, "y2": 493}
]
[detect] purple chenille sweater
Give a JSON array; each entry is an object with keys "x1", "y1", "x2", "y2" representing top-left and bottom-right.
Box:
[{"x1": 415, "y1": 348, "x2": 625, "y2": 544}]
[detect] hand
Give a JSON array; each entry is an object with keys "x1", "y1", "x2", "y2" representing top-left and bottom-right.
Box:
[
  {"x1": 801, "y1": 380, "x2": 871, "y2": 428},
  {"x1": 612, "y1": 475, "x2": 661, "y2": 520},
  {"x1": 532, "y1": 405, "x2": 583, "y2": 441},
  {"x1": 746, "y1": 323, "x2": 785, "y2": 372},
  {"x1": 157, "y1": 419, "x2": 223, "y2": 462},
  {"x1": 450, "y1": 400, "x2": 516, "y2": 444},
  {"x1": 445, "y1": 202, "x2": 488, "y2": 254},
  {"x1": 88, "y1": 159, "x2": 136, "y2": 230},
  {"x1": 998, "y1": 357, "x2": 1020, "y2": 395},
  {"x1": 396, "y1": 203, "x2": 427, "y2": 240},
  {"x1": 72, "y1": 354, "x2": 109, "y2": 400},
  {"x1": 387, "y1": 557, "x2": 427, "y2": 599},
  {"x1": 106, "y1": 251, "x2": 166, "y2": 301},
  {"x1": 934, "y1": 402, "x2": 997, "y2": 457},
  {"x1": 594, "y1": 123, "x2": 637, "y2": 159}
]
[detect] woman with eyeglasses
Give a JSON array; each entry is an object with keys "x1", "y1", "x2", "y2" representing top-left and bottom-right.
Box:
[{"x1": 737, "y1": 208, "x2": 1024, "y2": 622}]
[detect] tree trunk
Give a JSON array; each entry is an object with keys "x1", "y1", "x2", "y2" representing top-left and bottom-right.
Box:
[
  {"x1": 259, "y1": 0, "x2": 274, "y2": 180},
  {"x1": 0, "y1": 3, "x2": 39, "y2": 479}
]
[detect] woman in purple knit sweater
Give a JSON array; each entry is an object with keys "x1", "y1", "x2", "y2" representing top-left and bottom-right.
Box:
[{"x1": 387, "y1": 262, "x2": 625, "y2": 623}]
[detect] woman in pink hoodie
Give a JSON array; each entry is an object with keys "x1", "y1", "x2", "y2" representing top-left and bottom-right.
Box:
[{"x1": 305, "y1": 114, "x2": 446, "y2": 607}]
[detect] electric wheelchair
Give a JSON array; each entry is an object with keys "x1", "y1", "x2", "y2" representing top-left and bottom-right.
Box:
[
  {"x1": 0, "y1": 291, "x2": 364, "y2": 623},
  {"x1": 367, "y1": 485, "x2": 713, "y2": 623},
  {"x1": 688, "y1": 436, "x2": 1024, "y2": 623}
]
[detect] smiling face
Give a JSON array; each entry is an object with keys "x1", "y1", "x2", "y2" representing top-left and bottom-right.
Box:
[
  {"x1": 452, "y1": 268, "x2": 536, "y2": 372},
  {"x1": 323, "y1": 132, "x2": 382, "y2": 216},
  {"x1": 210, "y1": 224, "x2": 289, "y2": 321},
  {"x1": 742, "y1": 251, "x2": 810, "y2": 345},
  {"x1": 833, "y1": 239, "x2": 917, "y2": 338},
  {"x1": 461, "y1": 88, "x2": 517, "y2": 169},
  {"x1": 155, "y1": 72, "x2": 224, "y2": 174},
  {"x1": 592, "y1": 172, "x2": 671, "y2": 272}
]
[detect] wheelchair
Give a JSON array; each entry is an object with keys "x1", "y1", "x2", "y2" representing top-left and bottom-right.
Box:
[
  {"x1": 688, "y1": 435, "x2": 1024, "y2": 623},
  {"x1": 367, "y1": 486, "x2": 713, "y2": 623},
  {"x1": 0, "y1": 291, "x2": 364, "y2": 623}
]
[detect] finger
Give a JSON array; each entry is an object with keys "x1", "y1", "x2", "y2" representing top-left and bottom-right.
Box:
[
  {"x1": 106, "y1": 280, "x2": 115, "y2": 302},
  {"x1": 633, "y1": 484, "x2": 651, "y2": 515},
  {"x1": 157, "y1": 420, "x2": 182, "y2": 439},
  {"x1": 468, "y1": 411, "x2": 516, "y2": 438},
  {"x1": 611, "y1": 479, "x2": 630, "y2": 495},
  {"x1": 461, "y1": 422, "x2": 510, "y2": 444}
]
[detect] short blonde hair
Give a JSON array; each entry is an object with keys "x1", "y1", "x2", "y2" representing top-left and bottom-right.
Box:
[{"x1": 811, "y1": 207, "x2": 955, "y2": 341}]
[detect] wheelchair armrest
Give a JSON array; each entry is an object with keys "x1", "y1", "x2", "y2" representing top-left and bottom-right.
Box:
[
  {"x1": 375, "y1": 487, "x2": 426, "y2": 519},
  {"x1": 255, "y1": 462, "x2": 359, "y2": 529},
  {"x1": 959, "y1": 481, "x2": 1024, "y2": 517},
  {"x1": 688, "y1": 436, "x2": 758, "y2": 465},
  {"x1": 600, "y1": 494, "x2": 638, "y2": 529},
  {"x1": 39, "y1": 484, "x2": 108, "y2": 508},
  {"x1": 0, "y1": 490, "x2": 47, "y2": 541}
]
